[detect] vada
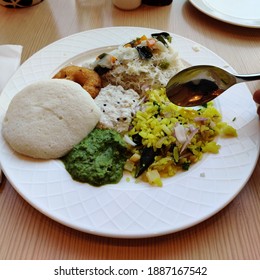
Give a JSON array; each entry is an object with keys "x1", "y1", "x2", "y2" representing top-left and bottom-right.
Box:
[{"x1": 53, "y1": 65, "x2": 101, "y2": 98}]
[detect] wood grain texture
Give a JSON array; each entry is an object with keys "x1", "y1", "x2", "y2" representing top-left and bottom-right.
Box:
[{"x1": 0, "y1": 0, "x2": 260, "y2": 260}]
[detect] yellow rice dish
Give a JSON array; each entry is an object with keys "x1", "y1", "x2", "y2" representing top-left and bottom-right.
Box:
[{"x1": 126, "y1": 88, "x2": 237, "y2": 186}]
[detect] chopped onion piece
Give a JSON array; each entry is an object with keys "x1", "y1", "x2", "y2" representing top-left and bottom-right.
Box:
[
  {"x1": 180, "y1": 127, "x2": 199, "y2": 154},
  {"x1": 174, "y1": 123, "x2": 187, "y2": 144},
  {"x1": 124, "y1": 135, "x2": 137, "y2": 146}
]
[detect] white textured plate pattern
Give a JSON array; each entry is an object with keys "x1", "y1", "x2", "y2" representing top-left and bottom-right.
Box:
[
  {"x1": 0, "y1": 27, "x2": 259, "y2": 238},
  {"x1": 189, "y1": 0, "x2": 260, "y2": 28}
]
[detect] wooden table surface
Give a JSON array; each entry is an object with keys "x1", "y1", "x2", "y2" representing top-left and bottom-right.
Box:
[{"x1": 0, "y1": 0, "x2": 260, "y2": 260}]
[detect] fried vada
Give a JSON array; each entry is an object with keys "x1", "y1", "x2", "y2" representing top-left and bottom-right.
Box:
[
  {"x1": 53, "y1": 65, "x2": 101, "y2": 98},
  {"x1": 2, "y1": 79, "x2": 101, "y2": 159}
]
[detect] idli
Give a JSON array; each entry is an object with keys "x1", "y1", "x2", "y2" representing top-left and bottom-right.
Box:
[{"x1": 2, "y1": 79, "x2": 101, "y2": 159}]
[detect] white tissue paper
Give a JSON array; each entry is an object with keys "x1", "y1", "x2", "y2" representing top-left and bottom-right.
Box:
[
  {"x1": 0, "y1": 44, "x2": 23, "y2": 93},
  {"x1": 0, "y1": 44, "x2": 22, "y2": 183}
]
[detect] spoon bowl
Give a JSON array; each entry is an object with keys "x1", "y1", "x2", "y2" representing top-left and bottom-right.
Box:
[{"x1": 166, "y1": 65, "x2": 260, "y2": 107}]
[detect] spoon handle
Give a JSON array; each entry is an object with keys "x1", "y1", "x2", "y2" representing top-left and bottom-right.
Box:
[{"x1": 235, "y1": 73, "x2": 260, "y2": 83}]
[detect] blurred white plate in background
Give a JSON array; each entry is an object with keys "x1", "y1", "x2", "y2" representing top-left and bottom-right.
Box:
[{"x1": 189, "y1": 0, "x2": 260, "y2": 28}]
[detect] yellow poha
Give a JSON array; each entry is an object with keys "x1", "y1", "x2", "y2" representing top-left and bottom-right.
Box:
[{"x1": 127, "y1": 88, "x2": 237, "y2": 186}]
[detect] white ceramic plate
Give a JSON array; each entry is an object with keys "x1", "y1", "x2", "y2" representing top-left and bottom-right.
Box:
[
  {"x1": 0, "y1": 27, "x2": 259, "y2": 238},
  {"x1": 189, "y1": 0, "x2": 260, "y2": 28}
]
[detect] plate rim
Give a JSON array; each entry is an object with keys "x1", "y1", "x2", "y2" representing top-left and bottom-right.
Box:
[{"x1": 189, "y1": 0, "x2": 260, "y2": 28}]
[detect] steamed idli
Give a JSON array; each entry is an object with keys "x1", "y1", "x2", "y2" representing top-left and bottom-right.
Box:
[{"x1": 2, "y1": 79, "x2": 101, "y2": 159}]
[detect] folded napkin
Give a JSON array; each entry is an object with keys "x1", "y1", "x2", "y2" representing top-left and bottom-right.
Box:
[
  {"x1": 0, "y1": 44, "x2": 23, "y2": 93},
  {"x1": 0, "y1": 44, "x2": 23, "y2": 183}
]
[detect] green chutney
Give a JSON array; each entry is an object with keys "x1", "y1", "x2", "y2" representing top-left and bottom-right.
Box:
[{"x1": 62, "y1": 128, "x2": 127, "y2": 186}]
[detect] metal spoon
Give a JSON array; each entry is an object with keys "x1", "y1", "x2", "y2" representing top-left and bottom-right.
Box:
[{"x1": 166, "y1": 65, "x2": 260, "y2": 107}]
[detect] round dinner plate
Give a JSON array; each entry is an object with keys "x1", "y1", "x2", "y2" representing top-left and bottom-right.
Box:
[
  {"x1": 0, "y1": 27, "x2": 259, "y2": 238},
  {"x1": 189, "y1": 0, "x2": 260, "y2": 28}
]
